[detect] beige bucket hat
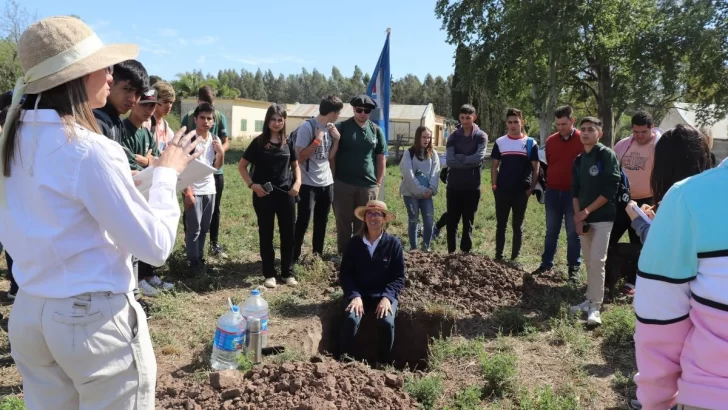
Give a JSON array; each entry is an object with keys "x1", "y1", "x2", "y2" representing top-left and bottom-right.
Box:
[{"x1": 0, "y1": 16, "x2": 138, "y2": 205}]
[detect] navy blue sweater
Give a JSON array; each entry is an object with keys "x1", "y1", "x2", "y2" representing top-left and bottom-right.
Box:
[
  {"x1": 339, "y1": 232, "x2": 405, "y2": 303},
  {"x1": 445, "y1": 124, "x2": 488, "y2": 190}
]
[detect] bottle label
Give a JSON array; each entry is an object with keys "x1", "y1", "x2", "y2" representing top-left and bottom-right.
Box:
[
  {"x1": 214, "y1": 327, "x2": 244, "y2": 352},
  {"x1": 260, "y1": 315, "x2": 269, "y2": 334}
]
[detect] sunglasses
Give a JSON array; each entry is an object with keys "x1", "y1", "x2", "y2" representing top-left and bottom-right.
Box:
[
  {"x1": 355, "y1": 108, "x2": 372, "y2": 114},
  {"x1": 366, "y1": 211, "x2": 383, "y2": 218}
]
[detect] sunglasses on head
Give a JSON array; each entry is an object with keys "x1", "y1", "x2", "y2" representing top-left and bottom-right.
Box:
[{"x1": 355, "y1": 107, "x2": 372, "y2": 114}]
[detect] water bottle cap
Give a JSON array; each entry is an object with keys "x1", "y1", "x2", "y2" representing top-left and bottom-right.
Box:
[
  {"x1": 251, "y1": 289, "x2": 261, "y2": 296},
  {"x1": 231, "y1": 306, "x2": 239, "y2": 313}
]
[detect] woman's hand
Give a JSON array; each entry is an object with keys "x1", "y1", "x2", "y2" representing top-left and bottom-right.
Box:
[
  {"x1": 375, "y1": 297, "x2": 393, "y2": 319},
  {"x1": 155, "y1": 127, "x2": 202, "y2": 173},
  {"x1": 251, "y1": 184, "x2": 269, "y2": 198},
  {"x1": 641, "y1": 203, "x2": 656, "y2": 220},
  {"x1": 625, "y1": 200, "x2": 639, "y2": 221},
  {"x1": 345, "y1": 297, "x2": 364, "y2": 317}
]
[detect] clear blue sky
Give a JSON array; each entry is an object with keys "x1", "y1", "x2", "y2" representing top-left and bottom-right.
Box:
[{"x1": 22, "y1": 0, "x2": 456, "y2": 82}]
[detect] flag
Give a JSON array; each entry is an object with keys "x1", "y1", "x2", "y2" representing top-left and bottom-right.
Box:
[{"x1": 366, "y1": 28, "x2": 391, "y2": 153}]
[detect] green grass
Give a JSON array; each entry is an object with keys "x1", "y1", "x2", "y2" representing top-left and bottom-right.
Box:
[
  {"x1": 404, "y1": 373, "x2": 445, "y2": 410},
  {"x1": 446, "y1": 385, "x2": 483, "y2": 409},
  {"x1": 0, "y1": 397, "x2": 24, "y2": 410},
  {"x1": 597, "y1": 305, "x2": 636, "y2": 349},
  {"x1": 480, "y1": 347, "x2": 518, "y2": 398}
]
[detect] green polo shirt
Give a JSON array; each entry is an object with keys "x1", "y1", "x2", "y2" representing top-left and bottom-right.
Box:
[
  {"x1": 334, "y1": 118, "x2": 387, "y2": 188},
  {"x1": 122, "y1": 119, "x2": 161, "y2": 171},
  {"x1": 181, "y1": 109, "x2": 228, "y2": 175},
  {"x1": 571, "y1": 143, "x2": 621, "y2": 223}
]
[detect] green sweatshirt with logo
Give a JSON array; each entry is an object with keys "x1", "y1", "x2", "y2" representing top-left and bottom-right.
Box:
[
  {"x1": 571, "y1": 143, "x2": 621, "y2": 223},
  {"x1": 122, "y1": 119, "x2": 161, "y2": 171}
]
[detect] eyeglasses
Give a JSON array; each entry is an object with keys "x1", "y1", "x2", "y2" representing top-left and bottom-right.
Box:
[
  {"x1": 105, "y1": 66, "x2": 114, "y2": 75},
  {"x1": 270, "y1": 118, "x2": 284, "y2": 123},
  {"x1": 366, "y1": 211, "x2": 383, "y2": 218},
  {"x1": 355, "y1": 108, "x2": 372, "y2": 114}
]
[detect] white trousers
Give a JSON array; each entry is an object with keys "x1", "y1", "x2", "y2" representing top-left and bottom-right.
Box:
[{"x1": 9, "y1": 290, "x2": 156, "y2": 410}]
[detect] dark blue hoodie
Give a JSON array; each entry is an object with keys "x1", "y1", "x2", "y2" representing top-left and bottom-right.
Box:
[{"x1": 445, "y1": 124, "x2": 488, "y2": 190}]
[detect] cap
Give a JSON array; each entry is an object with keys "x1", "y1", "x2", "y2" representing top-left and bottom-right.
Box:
[
  {"x1": 350, "y1": 94, "x2": 376, "y2": 109},
  {"x1": 139, "y1": 88, "x2": 158, "y2": 104},
  {"x1": 251, "y1": 289, "x2": 261, "y2": 296}
]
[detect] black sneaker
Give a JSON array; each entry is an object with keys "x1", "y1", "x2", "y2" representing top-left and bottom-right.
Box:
[
  {"x1": 568, "y1": 266, "x2": 581, "y2": 282},
  {"x1": 494, "y1": 255, "x2": 504, "y2": 262},
  {"x1": 531, "y1": 266, "x2": 551, "y2": 276}
]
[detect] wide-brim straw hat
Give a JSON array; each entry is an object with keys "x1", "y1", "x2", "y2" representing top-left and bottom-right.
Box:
[
  {"x1": 354, "y1": 200, "x2": 396, "y2": 222},
  {"x1": 19, "y1": 16, "x2": 138, "y2": 94}
]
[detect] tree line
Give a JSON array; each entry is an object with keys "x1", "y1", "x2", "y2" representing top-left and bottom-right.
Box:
[
  {"x1": 167, "y1": 68, "x2": 453, "y2": 118},
  {"x1": 437, "y1": 0, "x2": 728, "y2": 145}
]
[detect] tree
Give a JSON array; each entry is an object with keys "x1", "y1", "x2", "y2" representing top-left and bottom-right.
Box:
[{"x1": 0, "y1": 0, "x2": 35, "y2": 92}]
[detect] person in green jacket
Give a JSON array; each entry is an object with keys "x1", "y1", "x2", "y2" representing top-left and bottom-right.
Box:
[
  {"x1": 570, "y1": 116, "x2": 621, "y2": 326},
  {"x1": 122, "y1": 88, "x2": 160, "y2": 172}
]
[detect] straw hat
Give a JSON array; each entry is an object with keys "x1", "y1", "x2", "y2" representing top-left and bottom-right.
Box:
[
  {"x1": 354, "y1": 200, "x2": 396, "y2": 222},
  {"x1": 0, "y1": 16, "x2": 137, "y2": 206}
]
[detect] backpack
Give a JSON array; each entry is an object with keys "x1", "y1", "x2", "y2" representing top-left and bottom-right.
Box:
[
  {"x1": 574, "y1": 146, "x2": 631, "y2": 208},
  {"x1": 288, "y1": 118, "x2": 318, "y2": 171}
]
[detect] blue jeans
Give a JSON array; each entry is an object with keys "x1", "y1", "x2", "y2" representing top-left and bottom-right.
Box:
[
  {"x1": 540, "y1": 189, "x2": 582, "y2": 269},
  {"x1": 340, "y1": 297, "x2": 398, "y2": 363},
  {"x1": 403, "y1": 196, "x2": 434, "y2": 251}
]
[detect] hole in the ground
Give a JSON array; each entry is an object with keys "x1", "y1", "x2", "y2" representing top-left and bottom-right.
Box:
[{"x1": 315, "y1": 300, "x2": 455, "y2": 371}]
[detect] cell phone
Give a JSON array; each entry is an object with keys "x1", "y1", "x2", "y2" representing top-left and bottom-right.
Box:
[{"x1": 263, "y1": 182, "x2": 273, "y2": 193}]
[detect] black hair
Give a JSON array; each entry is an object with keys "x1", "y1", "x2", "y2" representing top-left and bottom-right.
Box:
[
  {"x1": 193, "y1": 102, "x2": 215, "y2": 118},
  {"x1": 459, "y1": 104, "x2": 476, "y2": 115},
  {"x1": 198, "y1": 86, "x2": 215, "y2": 104},
  {"x1": 259, "y1": 104, "x2": 288, "y2": 147},
  {"x1": 320, "y1": 96, "x2": 344, "y2": 116},
  {"x1": 651, "y1": 124, "x2": 710, "y2": 208},
  {"x1": 506, "y1": 107, "x2": 523, "y2": 119},
  {"x1": 579, "y1": 116, "x2": 602, "y2": 130},
  {"x1": 554, "y1": 105, "x2": 573, "y2": 119},
  {"x1": 112, "y1": 59, "x2": 149, "y2": 92},
  {"x1": 632, "y1": 111, "x2": 654, "y2": 128}
]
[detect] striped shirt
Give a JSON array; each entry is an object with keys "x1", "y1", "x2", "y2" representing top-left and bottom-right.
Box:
[{"x1": 634, "y1": 159, "x2": 728, "y2": 410}]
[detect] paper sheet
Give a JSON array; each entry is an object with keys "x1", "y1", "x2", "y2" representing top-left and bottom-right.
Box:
[
  {"x1": 631, "y1": 203, "x2": 652, "y2": 225},
  {"x1": 133, "y1": 160, "x2": 216, "y2": 199}
]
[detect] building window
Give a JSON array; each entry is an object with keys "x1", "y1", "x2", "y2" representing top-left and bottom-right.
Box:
[
  {"x1": 241, "y1": 119, "x2": 247, "y2": 131},
  {"x1": 255, "y1": 120, "x2": 264, "y2": 132}
]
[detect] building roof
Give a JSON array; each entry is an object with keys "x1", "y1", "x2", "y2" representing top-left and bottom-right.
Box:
[
  {"x1": 286, "y1": 103, "x2": 431, "y2": 120},
  {"x1": 659, "y1": 103, "x2": 728, "y2": 140}
]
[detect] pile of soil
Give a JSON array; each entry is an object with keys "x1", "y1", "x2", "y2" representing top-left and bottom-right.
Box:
[
  {"x1": 402, "y1": 251, "x2": 524, "y2": 316},
  {"x1": 157, "y1": 360, "x2": 418, "y2": 410}
]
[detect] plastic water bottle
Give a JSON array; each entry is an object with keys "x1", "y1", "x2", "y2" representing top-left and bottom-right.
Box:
[
  {"x1": 242, "y1": 289, "x2": 269, "y2": 348},
  {"x1": 210, "y1": 306, "x2": 246, "y2": 370}
]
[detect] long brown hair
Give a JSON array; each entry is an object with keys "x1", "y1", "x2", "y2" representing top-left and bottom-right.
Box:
[
  {"x1": 409, "y1": 125, "x2": 433, "y2": 160},
  {"x1": 651, "y1": 124, "x2": 710, "y2": 209},
  {"x1": 257, "y1": 104, "x2": 288, "y2": 148},
  {"x1": 2, "y1": 77, "x2": 100, "y2": 177}
]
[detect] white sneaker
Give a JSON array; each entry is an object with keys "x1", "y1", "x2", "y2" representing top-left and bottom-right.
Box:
[
  {"x1": 148, "y1": 275, "x2": 174, "y2": 290},
  {"x1": 264, "y1": 277, "x2": 277, "y2": 289},
  {"x1": 285, "y1": 277, "x2": 298, "y2": 286},
  {"x1": 587, "y1": 307, "x2": 602, "y2": 326},
  {"x1": 138, "y1": 280, "x2": 160, "y2": 297},
  {"x1": 569, "y1": 300, "x2": 590, "y2": 316}
]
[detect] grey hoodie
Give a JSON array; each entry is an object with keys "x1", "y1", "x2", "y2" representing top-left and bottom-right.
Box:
[
  {"x1": 399, "y1": 149, "x2": 441, "y2": 198},
  {"x1": 446, "y1": 123, "x2": 488, "y2": 190}
]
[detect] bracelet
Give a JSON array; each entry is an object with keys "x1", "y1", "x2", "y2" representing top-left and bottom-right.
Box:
[
  {"x1": 248, "y1": 181, "x2": 254, "y2": 188},
  {"x1": 312, "y1": 139, "x2": 322, "y2": 146}
]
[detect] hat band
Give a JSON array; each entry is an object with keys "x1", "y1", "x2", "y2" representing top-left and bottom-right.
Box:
[{"x1": 24, "y1": 34, "x2": 105, "y2": 84}]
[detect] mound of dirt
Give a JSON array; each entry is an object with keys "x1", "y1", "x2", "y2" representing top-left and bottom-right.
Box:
[
  {"x1": 157, "y1": 360, "x2": 418, "y2": 410},
  {"x1": 402, "y1": 251, "x2": 524, "y2": 316}
]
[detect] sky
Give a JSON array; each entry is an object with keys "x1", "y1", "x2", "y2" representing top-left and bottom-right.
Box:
[{"x1": 21, "y1": 0, "x2": 457, "y2": 82}]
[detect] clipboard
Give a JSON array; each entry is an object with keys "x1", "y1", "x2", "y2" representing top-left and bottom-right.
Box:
[{"x1": 133, "y1": 160, "x2": 217, "y2": 199}]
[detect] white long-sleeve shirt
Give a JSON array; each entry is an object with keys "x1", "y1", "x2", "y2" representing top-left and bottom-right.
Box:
[{"x1": 0, "y1": 109, "x2": 180, "y2": 298}]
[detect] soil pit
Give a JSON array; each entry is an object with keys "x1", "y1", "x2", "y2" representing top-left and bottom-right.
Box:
[
  {"x1": 156, "y1": 360, "x2": 418, "y2": 410},
  {"x1": 402, "y1": 251, "x2": 525, "y2": 316}
]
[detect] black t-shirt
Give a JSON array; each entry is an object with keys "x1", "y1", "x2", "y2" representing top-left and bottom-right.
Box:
[{"x1": 243, "y1": 136, "x2": 299, "y2": 189}]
